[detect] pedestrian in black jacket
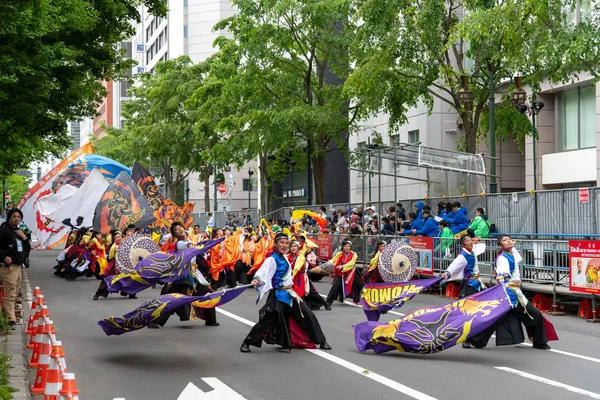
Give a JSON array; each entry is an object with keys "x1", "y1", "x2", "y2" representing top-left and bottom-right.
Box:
[{"x1": 0, "y1": 208, "x2": 31, "y2": 328}]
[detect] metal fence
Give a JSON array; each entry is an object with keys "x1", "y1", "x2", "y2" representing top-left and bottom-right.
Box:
[
  {"x1": 252, "y1": 186, "x2": 599, "y2": 238},
  {"x1": 192, "y1": 210, "x2": 260, "y2": 231}
]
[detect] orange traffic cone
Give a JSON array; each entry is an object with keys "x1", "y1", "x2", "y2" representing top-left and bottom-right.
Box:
[
  {"x1": 28, "y1": 304, "x2": 49, "y2": 349},
  {"x1": 29, "y1": 319, "x2": 51, "y2": 368},
  {"x1": 33, "y1": 286, "x2": 41, "y2": 298},
  {"x1": 31, "y1": 336, "x2": 52, "y2": 394},
  {"x1": 26, "y1": 296, "x2": 41, "y2": 335},
  {"x1": 58, "y1": 373, "x2": 80, "y2": 400},
  {"x1": 42, "y1": 347, "x2": 63, "y2": 400},
  {"x1": 51, "y1": 340, "x2": 67, "y2": 373}
]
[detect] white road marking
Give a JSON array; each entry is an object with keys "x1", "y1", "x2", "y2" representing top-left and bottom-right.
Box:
[
  {"x1": 216, "y1": 308, "x2": 438, "y2": 400},
  {"x1": 178, "y1": 378, "x2": 246, "y2": 400},
  {"x1": 496, "y1": 367, "x2": 600, "y2": 399}
]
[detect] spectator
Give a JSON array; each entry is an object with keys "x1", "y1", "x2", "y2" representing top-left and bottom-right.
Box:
[
  {"x1": 396, "y1": 202, "x2": 406, "y2": 220},
  {"x1": 409, "y1": 210, "x2": 423, "y2": 232},
  {"x1": 207, "y1": 213, "x2": 215, "y2": 229},
  {"x1": 414, "y1": 202, "x2": 425, "y2": 220},
  {"x1": 380, "y1": 217, "x2": 394, "y2": 235},
  {"x1": 0, "y1": 208, "x2": 30, "y2": 329},
  {"x1": 435, "y1": 220, "x2": 454, "y2": 257},
  {"x1": 445, "y1": 202, "x2": 469, "y2": 234},
  {"x1": 319, "y1": 206, "x2": 327, "y2": 219},
  {"x1": 469, "y1": 208, "x2": 491, "y2": 238},
  {"x1": 397, "y1": 214, "x2": 411, "y2": 235},
  {"x1": 336, "y1": 209, "x2": 348, "y2": 230},
  {"x1": 411, "y1": 209, "x2": 439, "y2": 237},
  {"x1": 444, "y1": 202, "x2": 455, "y2": 221},
  {"x1": 437, "y1": 202, "x2": 447, "y2": 218}
]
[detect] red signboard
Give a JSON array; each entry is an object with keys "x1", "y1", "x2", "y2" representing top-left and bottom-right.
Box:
[
  {"x1": 408, "y1": 236, "x2": 435, "y2": 275},
  {"x1": 579, "y1": 188, "x2": 589, "y2": 204},
  {"x1": 317, "y1": 234, "x2": 333, "y2": 259},
  {"x1": 217, "y1": 183, "x2": 228, "y2": 195},
  {"x1": 569, "y1": 240, "x2": 600, "y2": 294}
]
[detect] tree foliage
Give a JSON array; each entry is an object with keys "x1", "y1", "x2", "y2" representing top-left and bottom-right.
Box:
[
  {"x1": 216, "y1": 0, "x2": 363, "y2": 204},
  {"x1": 349, "y1": 0, "x2": 600, "y2": 153},
  {"x1": 0, "y1": 0, "x2": 167, "y2": 176}
]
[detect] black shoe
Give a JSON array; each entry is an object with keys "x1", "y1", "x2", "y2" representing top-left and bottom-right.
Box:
[
  {"x1": 8, "y1": 321, "x2": 16, "y2": 330},
  {"x1": 324, "y1": 303, "x2": 332, "y2": 311},
  {"x1": 120, "y1": 292, "x2": 128, "y2": 297},
  {"x1": 320, "y1": 342, "x2": 332, "y2": 350},
  {"x1": 240, "y1": 342, "x2": 251, "y2": 353},
  {"x1": 205, "y1": 322, "x2": 220, "y2": 327},
  {"x1": 462, "y1": 341, "x2": 472, "y2": 349},
  {"x1": 279, "y1": 347, "x2": 291, "y2": 353},
  {"x1": 147, "y1": 322, "x2": 160, "y2": 329},
  {"x1": 93, "y1": 295, "x2": 99, "y2": 301},
  {"x1": 533, "y1": 343, "x2": 551, "y2": 350},
  {"x1": 128, "y1": 295, "x2": 138, "y2": 299}
]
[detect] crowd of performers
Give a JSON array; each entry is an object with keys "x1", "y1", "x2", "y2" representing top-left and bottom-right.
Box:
[{"x1": 53, "y1": 217, "x2": 551, "y2": 353}]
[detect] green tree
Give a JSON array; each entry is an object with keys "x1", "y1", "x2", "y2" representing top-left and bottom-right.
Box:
[
  {"x1": 349, "y1": 0, "x2": 600, "y2": 153},
  {"x1": 95, "y1": 57, "x2": 204, "y2": 200},
  {"x1": 216, "y1": 0, "x2": 362, "y2": 205},
  {"x1": 7, "y1": 175, "x2": 31, "y2": 206},
  {"x1": 0, "y1": 0, "x2": 167, "y2": 175}
]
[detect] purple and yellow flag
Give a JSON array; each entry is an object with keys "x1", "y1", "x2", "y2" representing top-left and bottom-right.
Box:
[
  {"x1": 153, "y1": 199, "x2": 196, "y2": 229},
  {"x1": 98, "y1": 285, "x2": 249, "y2": 336},
  {"x1": 106, "y1": 239, "x2": 225, "y2": 294},
  {"x1": 361, "y1": 277, "x2": 442, "y2": 321},
  {"x1": 354, "y1": 284, "x2": 511, "y2": 354},
  {"x1": 93, "y1": 171, "x2": 156, "y2": 234},
  {"x1": 131, "y1": 162, "x2": 165, "y2": 211}
]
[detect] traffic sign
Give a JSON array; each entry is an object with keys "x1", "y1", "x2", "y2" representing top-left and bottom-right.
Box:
[{"x1": 217, "y1": 183, "x2": 228, "y2": 195}]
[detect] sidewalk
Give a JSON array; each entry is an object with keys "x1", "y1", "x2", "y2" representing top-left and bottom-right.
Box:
[{"x1": 1, "y1": 271, "x2": 33, "y2": 400}]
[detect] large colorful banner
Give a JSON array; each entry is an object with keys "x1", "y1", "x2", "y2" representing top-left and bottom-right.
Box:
[
  {"x1": 409, "y1": 236, "x2": 434, "y2": 275},
  {"x1": 360, "y1": 277, "x2": 442, "y2": 321},
  {"x1": 354, "y1": 284, "x2": 511, "y2": 354},
  {"x1": 51, "y1": 154, "x2": 130, "y2": 193},
  {"x1": 569, "y1": 240, "x2": 600, "y2": 294},
  {"x1": 153, "y1": 199, "x2": 195, "y2": 229},
  {"x1": 98, "y1": 286, "x2": 249, "y2": 335},
  {"x1": 131, "y1": 162, "x2": 165, "y2": 211},
  {"x1": 49, "y1": 169, "x2": 110, "y2": 230},
  {"x1": 18, "y1": 143, "x2": 95, "y2": 249},
  {"x1": 93, "y1": 171, "x2": 156, "y2": 234},
  {"x1": 317, "y1": 234, "x2": 333, "y2": 259}
]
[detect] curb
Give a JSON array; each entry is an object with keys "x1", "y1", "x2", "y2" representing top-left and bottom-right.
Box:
[{"x1": 2, "y1": 270, "x2": 33, "y2": 400}]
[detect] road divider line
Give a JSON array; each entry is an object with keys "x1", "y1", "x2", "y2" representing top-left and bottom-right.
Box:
[
  {"x1": 496, "y1": 366, "x2": 600, "y2": 399},
  {"x1": 216, "y1": 308, "x2": 438, "y2": 400}
]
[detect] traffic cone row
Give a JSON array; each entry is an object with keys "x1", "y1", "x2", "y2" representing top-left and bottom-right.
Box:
[{"x1": 27, "y1": 287, "x2": 80, "y2": 399}]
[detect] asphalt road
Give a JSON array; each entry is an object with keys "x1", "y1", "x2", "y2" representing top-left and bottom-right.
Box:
[{"x1": 25, "y1": 250, "x2": 600, "y2": 400}]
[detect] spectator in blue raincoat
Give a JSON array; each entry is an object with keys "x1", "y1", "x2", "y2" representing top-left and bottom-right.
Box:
[
  {"x1": 411, "y1": 209, "x2": 439, "y2": 237},
  {"x1": 445, "y1": 202, "x2": 468, "y2": 234}
]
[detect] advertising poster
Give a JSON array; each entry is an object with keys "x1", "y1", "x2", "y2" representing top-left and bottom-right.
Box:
[
  {"x1": 408, "y1": 236, "x2": 434, "y2": 275},
  {"x1": 317, "y1": 234, "x2": 333, "y2": 259},
  {"x1": 569, "y1": 240, "x2": 600, "y2": 294}
]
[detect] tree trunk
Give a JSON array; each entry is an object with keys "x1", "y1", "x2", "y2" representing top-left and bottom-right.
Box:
[
  {"x1": 202, "y1": 165, "x2": 213, "y2": 212},
  {"x1": 258, "y1": 152, "x2": 269, "y2": 215},
  {"x1": 312, "y1": 153, "x2": 326, "y2": 204}
]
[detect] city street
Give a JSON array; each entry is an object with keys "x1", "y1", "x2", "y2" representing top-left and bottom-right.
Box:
[{"x1": 27, "y1": 250, "x2": 600, "y2": 400}]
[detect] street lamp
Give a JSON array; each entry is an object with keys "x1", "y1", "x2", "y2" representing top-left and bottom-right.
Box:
[
  {"x1": 514, "y1": 85, "x2": 545, "y2": 190},
  {"x1": 248, "y1": 168, "x2": 254, "y2": 210}
]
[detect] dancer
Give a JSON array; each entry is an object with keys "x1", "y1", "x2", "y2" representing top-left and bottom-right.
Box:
[
  {"x1": 289, "y1": 239, "x2": 330, "y2": 311},
  {"x1": 466, "y1": 236, "x2": 551, "y2": 350},
  {"x1": 93, "y1": 231, "x2": 133, "y2": 300},
  {"x1": 362, "y1": 240, "x2": 386, "y2": 284},
  {"x1": 325, "y1": 240, "x2": 364, "y2": 306},
  {"x1": 240, "y1": 232, "x2": 331, "y2": 353},
  {"x1": 229, "y1": 234, "x2": 256, "y2": 287},
  {"x1": 441, "y1": 234, "x2": 486, "y2": 348},
  {"x1": 149, "y1": 222, "x2": 219, "y2": 329}
]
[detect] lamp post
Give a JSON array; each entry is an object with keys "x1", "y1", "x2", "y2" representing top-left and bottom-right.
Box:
[
  {"x1": 248, "y1": 168, "x2": 254, "y2": 210},
  {"x1": 512, "y1": 80, "x2": 544, "y2": 190}
]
